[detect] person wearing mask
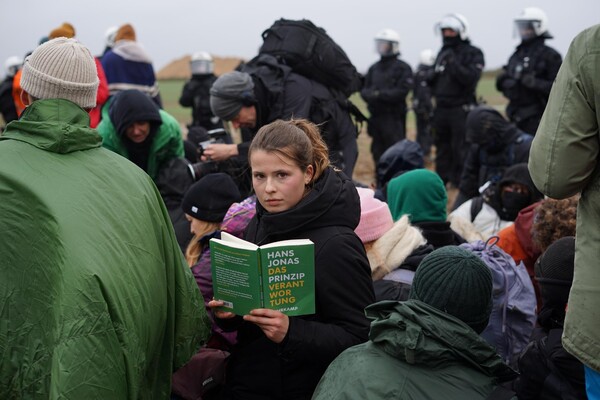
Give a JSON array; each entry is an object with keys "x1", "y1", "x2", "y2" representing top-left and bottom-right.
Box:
[
  {"x1": 428, "y1": 13, "x2": 485, "y2": 188},
  {"x1": 209, "y1": 119, "x2": 375, "y2": 399},
  {"x1": 179, "y1": 51, "x2": 221, "y2": 130},
  {"x1": 0, "y1": 37, "x2": 208, "y2": 397},
  {"x1": 454, "y1": 105, "x2": 533, "y2": 209},
  {"x1": 451, "y1": 163, "x2": 544, "y2": 240},
  {"x1": 496, "y1": 7, "x2": 562, "y2": 135},
  {"x1": 361, "y1": 29, "x2": 413, "y2": 165}
]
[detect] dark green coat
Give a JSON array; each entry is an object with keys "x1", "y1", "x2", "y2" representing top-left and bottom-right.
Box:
[
  {"x1": 312, "y1": 300, "x2": 516, "y2": 400},
  {"x1": 0, "y1": 99, "x2": 210, "y2": 399}
]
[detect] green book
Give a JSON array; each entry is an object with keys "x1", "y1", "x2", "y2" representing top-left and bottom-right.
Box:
[{"x1": 209, "y1": 232, "x2": 315, "y2": 316}]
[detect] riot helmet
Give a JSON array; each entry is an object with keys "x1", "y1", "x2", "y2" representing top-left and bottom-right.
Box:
[
  {"x1": 374, "y1": 29, "x2": 400, "y2": 56},
  {"x1": 514, "y1": 7, "x2": 551, "y2": 40},
  {"x1": 419, "y1": 49, "x2": 435, "y2": 66},
  {"x1": 4, "y1": 56, "x2": 22, "y2": 78},
  {"x1": 435, "y1": 13, "x2": 469, "y2": 41},
  {"x1": 191, "y1": 51, "x2": 214, "y2": 74}
]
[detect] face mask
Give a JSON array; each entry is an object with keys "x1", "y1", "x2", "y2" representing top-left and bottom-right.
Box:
[
  {"x1": 442, "y1": 36, "x2": 461, "y2": 47},
  {"x1": 500, "y1": 191, "x2": 530, "y2": 220}
]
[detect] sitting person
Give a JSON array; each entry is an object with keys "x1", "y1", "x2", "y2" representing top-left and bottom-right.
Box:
[
  {"x1": 454, "y1": 105, "x2": 533, "y2": 209},
  {"x1": 514, "y1": 237, "x2": 587, "y2": 399},
  {"x1": 355, "y1": 187, "x2": 429, "y2": 301},
  {"x1": 373, "y1": 139, "x2": 424, "y2": 201},
  {"x1": 208, "y1": 119, "x2": 375, "y2": 399},
  {"x1": 387, "y1": 168, "x2": 465, "y2": 248},
  {"x1": 313, "y1": 246, "x2": 517, "y2": 399},
  {"x1": 97, "y1": 89, "x2": 184, "y2": 181},
  {"x1": 451, "y1": 163, "x2": 543, "y2": 240}
]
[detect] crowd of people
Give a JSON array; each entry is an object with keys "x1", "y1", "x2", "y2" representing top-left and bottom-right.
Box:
[{"x1": 0, "y1": 8, "x2": 598, "y2": 400}]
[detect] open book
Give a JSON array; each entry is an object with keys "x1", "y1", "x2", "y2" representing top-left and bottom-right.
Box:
[{"x1": 209, "y1": 232, "x2": 315, "y2": 316}]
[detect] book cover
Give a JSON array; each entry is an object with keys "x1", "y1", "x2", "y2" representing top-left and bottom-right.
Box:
[{"x1": 210, "y1": 232, "x2": 315, "y2": 316}]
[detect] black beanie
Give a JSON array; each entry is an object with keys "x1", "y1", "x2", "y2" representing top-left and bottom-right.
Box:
[
  {"x1": 535, "y1": 236, "x2": 575, "y2": 306},
  {"x1": 410, "y1": 246, "x2": 493, "y2": 333},
  {"x1": 181, "y1": 173, "x2": 242, "y2": 222}
]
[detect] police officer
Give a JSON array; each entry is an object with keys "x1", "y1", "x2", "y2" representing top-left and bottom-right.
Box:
[
  {"x1": 361, "y1": 29, "x2": 413, "y2": 165},
  {"x1": 179, "y1": 52, "x2": 221, "y2": 130},
  {"x1": 496, "y1": 7, "x2": 562, "y2": 135},
  {"x1": 413, "y1": 49, "x2": 436, "y2": 160},
  {"x1": 429, "y1": 13, "x2": 484, "y2": 188}
]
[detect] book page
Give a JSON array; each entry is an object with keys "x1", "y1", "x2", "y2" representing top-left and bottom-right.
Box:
[{"x1": 260, "y1": 241, "x2": 315, "y2": 317}]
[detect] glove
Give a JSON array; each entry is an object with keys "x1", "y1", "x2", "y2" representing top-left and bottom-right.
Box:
[
  {"x1": 520, "y1": 73, "x2": 537, "y2": 89},
  {"x1": 501, "y1": 78, "x2": 518, "y2": 91}
]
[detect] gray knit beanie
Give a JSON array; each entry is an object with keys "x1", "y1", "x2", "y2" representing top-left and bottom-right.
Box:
[
  {"x1": 209, "y1": 71, "x2": 254, "y2": 121},
  {"x1": 410, "y1": 246, "x2": 493, "y2": 333},
  {"x1": 21, "y1": 37, "x2": 99, "y2": 109}
]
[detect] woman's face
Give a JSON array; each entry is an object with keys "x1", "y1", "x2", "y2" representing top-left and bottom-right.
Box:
[{"x1": 250, "y1": 150, "x2": 313, "y2": 213}]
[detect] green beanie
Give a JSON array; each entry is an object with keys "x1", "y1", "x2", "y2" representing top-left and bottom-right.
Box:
[
  {"x1": 409, "y1": 246, "x2": 493, "y2": 333},
  {"x1": 386, "y1": 169, "x2": 447, "y2": 223}
]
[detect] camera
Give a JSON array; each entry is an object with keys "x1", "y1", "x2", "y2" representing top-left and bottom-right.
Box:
[
  {"x1": 187, "y1": 128, "x2": 234, "y2": 181},
  {"x1": 197, "y1": 128, "x2": 230, "y2": 157}
]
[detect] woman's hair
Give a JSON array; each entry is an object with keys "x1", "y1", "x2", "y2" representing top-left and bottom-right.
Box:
[
  {"x1": 531, "y1": 195, "x2": 579, "y2": 253},
  {"x1": 184, "y1": 220, "x2": 221, "y2": 266},
  {"x1": 248, "y1": 119, "x2": 330, "y2": 184}
]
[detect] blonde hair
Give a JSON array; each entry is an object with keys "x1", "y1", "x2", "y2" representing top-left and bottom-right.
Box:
[
  {"x1": 184, "y1": 219, "x2": 221, "y2": 267},
  {"x1": 248, "y1": 118, "x2": 330, "y2": 184}
]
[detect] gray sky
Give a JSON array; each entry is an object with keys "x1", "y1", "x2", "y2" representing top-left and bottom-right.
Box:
[{"x1": 1, "y1": 0, "x2": 599, "y2": 79}]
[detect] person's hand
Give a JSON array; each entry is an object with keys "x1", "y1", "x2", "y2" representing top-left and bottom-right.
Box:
[
  {"x1": 501, "y1": 78, "x2": 518, "y2": 91},
  {"x1": 201, "y1": 143, "x2": 238, "y2": 162},
  {"x1": 243, "y1": 308, "x2": 289, "y2": 344},
  {"x1": 208, "y1": 299, "x2": 237, "y2": 320},
  {"x1": 520, "y1": 73, "x2": 537, "y2": 89}
]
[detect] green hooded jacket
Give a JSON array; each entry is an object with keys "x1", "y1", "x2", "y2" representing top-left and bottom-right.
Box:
[
  {"x1": 0, "y1": 99, "x2": 210, "y2": 399},
  {"x1": 97, "y1": 101, "x2": 184, "y2": 181},
  {"x1": 528, "y1": 24, "x2": 600, "y2": 372},
  {"x1": 312, "y1": 300, "x2": 517, "y2": 400}
]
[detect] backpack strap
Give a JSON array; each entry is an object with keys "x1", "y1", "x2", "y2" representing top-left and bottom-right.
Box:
[
  {"x1": 470, "y1": 196, "x2": 485, "y2": 222},
  {"x1": 486, "y1": 385, "x2": 516, "y2": 400}
]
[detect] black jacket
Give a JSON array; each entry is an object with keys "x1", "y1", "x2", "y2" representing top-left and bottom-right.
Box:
[
  {"x1": 514, "y1": 328, "x2": 587, "y2": 400},
  {"x1": 0, "y1": 76, "x2": 18, "y2": 124},
  {"x1": 430, "y1": 40, "x2": 485, "y2": 107},
  {"x1": 413, "y1": 63, "x2": 434, "y2": 115},
  {"x1": 361, "y1": 55, "x2": 413, "y2": 115},
  {"x1": 221, "y1": 167, "x2": 375, "y2": 400},
  {"x1": 496, "y1": 37, "x2": 562, "y2": 122},
  {"x1": 179, "y1": 73, "x2": 220, "y2": 129}
]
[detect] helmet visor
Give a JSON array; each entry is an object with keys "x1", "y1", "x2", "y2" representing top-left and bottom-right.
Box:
[{"x1": 515, "y1": 20, "x2": 539, "y2": 40}]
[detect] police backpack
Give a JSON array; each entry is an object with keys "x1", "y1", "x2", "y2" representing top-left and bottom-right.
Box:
[{"x1": 259, "y1": 18, "x2": 363, "y2": 98}]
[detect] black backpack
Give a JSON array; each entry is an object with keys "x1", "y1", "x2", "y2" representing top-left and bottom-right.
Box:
[{"x1": 259, "y1": 18, "x2": 363, "y2": 98}]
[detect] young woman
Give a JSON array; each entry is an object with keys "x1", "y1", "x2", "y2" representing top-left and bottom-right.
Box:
[{"x1": 209, "y1": 119, "x2": 375, "y2": 399}]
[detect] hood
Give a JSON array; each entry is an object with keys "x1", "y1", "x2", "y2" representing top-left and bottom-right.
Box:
[
  {"x1": 109, "y1": 90, "x2": 162, "y2": 137},
  {"x1": 251, "y1": 168, "x2": 360, "y2": 244},
  {"x1": 112, "y1": 40, "x2": 153, "y2": 63},
  {"x1": 466, "y1": 106, "x2": 517, "y2": 149},
  {"x1": 499, "y1": 163, "x2": 543, "y2": 202},
  {"x1": 0, "y1": 99, "x2": 101, "y2": 153},
  {"x1": 366, "y1": 300, "x2": 517, "y2": 382},
  {"x1": 376, "y1": 139, "x2": 424, "y2": 189},
  {"x1": 387, "y1": 169, "x2": 447, "y2": 223},
  {"x1": 514, "y1": 201, "x2": 542, "y2": 259}
]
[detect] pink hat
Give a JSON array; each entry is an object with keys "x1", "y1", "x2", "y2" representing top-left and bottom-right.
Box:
[{"x1": 355, "y1": 188, "x2": 394, "y2": 243}]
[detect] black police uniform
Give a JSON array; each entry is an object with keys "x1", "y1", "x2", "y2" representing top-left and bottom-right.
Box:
[
  {"x1": 429, "y1": 37, "x2": 484, "y2": 186},
  {"x1": 413, "y1": 63, "x2": 435, "y2": 157},
  {"x1": 496, "y1": 36, "x2": 562, "y2": 135},
  {"x1": 179, "y1": 73, "x2": 221, "y2": 130},
  {"x1": 361, "y1": 54, "x2": 413, "y2": 164}
]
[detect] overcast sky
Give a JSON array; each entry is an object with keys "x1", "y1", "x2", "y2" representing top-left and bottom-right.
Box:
[{"x1": 1, "y1": 0, "x2": 598, "y2": 79}]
